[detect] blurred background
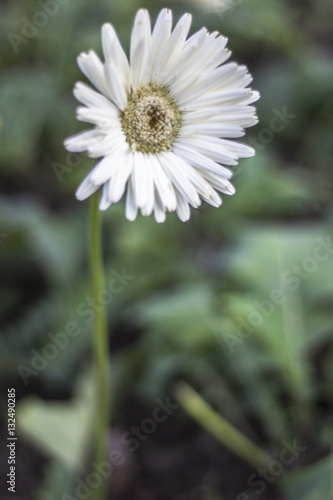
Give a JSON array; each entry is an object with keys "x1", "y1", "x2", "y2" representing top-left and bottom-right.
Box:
[{"x1": 1, "y1": 0, "x2": 333, "y2": 499}]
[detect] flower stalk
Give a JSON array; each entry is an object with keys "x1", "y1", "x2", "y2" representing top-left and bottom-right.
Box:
[{"x1": 90, "y1": 192, "x2": 109, "y2": 500}]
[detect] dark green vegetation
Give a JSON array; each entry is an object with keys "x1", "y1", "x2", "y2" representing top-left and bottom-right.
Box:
[{"x1": 0, "y1": 0, "x2": 332, "y2": 499}]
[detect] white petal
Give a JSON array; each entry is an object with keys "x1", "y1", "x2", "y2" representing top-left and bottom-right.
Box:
[
  {"x1": 104, "y1": 61, "x2": 128, "y2": 110},
  {"x1": 202, "y1": 189, "x2": 222, "y2": 208},
  {"x1": 201, "y1": 32, "x2": 230, "y2": 72},
  {"x1": 154, "y1": 13, "x2": 192, "y2": 77},
  {"x1": 181, "y1": 89, "x2": 254, "y2": 109},
  {"x1": 173, "y1": 143, "x2": 233, "y2": 179},
  {"x1": 161, "y1": 29, "x2": 207, "y2": 89},
  {"x1": 149, "y1": 155, "x2": 177, "y2": 212},
  {"x1": 174, "y1": 63, "x2": 239, "y2": 103},
  {"x1": 182, "y1": 107, "x2": 258, "y2": 128},
  {"x1": 131, "y1": 38, "x2": 150, "y2": 89},
  {"x1": 187, "y1": 135, "x2": 254, "y2": 158},
  {"x1": 140, "y1": 155, "x2": 155, "y2": 216},
  {"x1": 77, "y1": 51, "x2": 108, "y2": 96},
  {"x1": 224, "y1": 115, "x2": 258, "y2": 127},
  {"x1": 242, "y1": 90, "x2": 260, "y2": 104},
  {"x1": 125, "y1": 177, "x2": 138, "y2": 221},
  {"x1": 192, "y1": 89, "x2": 259, "y2": 109},
  {"x1": 170, "y1": 32, "x2": 229, "y2": 94},
  {"x1": 205, "y1": 48, "x2": 232, "y2": 72},
  {"x1": 102, "y1": 24, "x2": 130, "y2": 86},
  {"x1": 108, "y1": 152, "x2": 134, "y2": 204},
  {"x1": 183, "y1": 105, "x2": 256, "y2": 122},
  {"x1": 99, "y1": 181, "x2": 111, "y2": 210},
  {"x1": 131, "y1": 152, "x2": 155, "y2": 215},
  {"x1": 175, "y1": 192, "x2": 191, "y2": 222},
  {"x1": 219, "y1": 138, "x2": 255, "y2": 158},
  {"x1": 222, "y1": 69, "x2": 253, "y2": 90},
  {"x1": 132, "y1": 151, "x2": 150, "y2": 209},
  {"x1": 159, "y1": 152, "x2": 201, "y2": 208},
  {"x1": 64, "y1": 129, "x2": 103, "y2": 153},
  {"x1": 153, "y1": 192, "x2": 167, "y2": 223},
  {"x1": 178, "y1": 137, "x2": 238, "y2": 165},
  {"x1": 168, "y1": 152, "x2": 221, "y2": 207},
  {"x1": 87, "y1": 131, "x2": 126, "y2": 158},
  {"x1": 181, "y1": 123, "x2": 245, "y2": 138},
  {"x1": 185, "y1": 65, "x2": 252, "y2": 99},
  {"x1": 73, "y1": 82, "x2": 119, "y2": 113},
  {"x1": 196, "y1": 63, "x2": 249, "y2": 96},
  {"x1": 159, "y1": 28, "x2": 207, "y2": 87},
  {"x1": 90, "y1": 144, "x2": 129, "y2": 185},
  {"x1": 149, "y1": 9, "x2": 173, "y2": 78},
  {"x1": 76, "y1": 106, "x2": 121, "y2": 127},
  {"x1": 201, "y1": 171, "x2": 236, "y2": 195},
  {"x1": 76, "y1": 171, "x2": 100, "y2": 200},
  {"x1": 130, "y1": 9, "x2": 151, "y2": 68}
]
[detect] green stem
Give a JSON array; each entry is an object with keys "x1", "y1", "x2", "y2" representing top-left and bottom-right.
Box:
[
  {"x1": 173, "y1": 381, "x2": 272, "y2": 470},
  {"x1": 90, "y1": 192, "x2": 109, "y2": 500}
]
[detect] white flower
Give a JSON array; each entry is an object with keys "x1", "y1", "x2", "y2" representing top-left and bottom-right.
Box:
[{"x1": 64, "y1": 9, "x2": 259, "y2": 223}]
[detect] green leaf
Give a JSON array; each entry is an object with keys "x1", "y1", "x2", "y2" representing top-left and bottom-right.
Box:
[
  {"x1": 17, "y1": 373, "x2": 96, "y2": 471},
  {"x1": 281, "y1": 456, "x2": 333, "y2": 500}
]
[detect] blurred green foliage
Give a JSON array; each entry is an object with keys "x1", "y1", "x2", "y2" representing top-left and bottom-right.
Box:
[{"x1": 1, "y1": 0, "x2": 333, "y2": 499}]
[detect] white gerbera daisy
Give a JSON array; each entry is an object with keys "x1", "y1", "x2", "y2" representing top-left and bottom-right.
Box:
[{"x1": 64, "y1": 8, "x2": 259, "y2": 223}]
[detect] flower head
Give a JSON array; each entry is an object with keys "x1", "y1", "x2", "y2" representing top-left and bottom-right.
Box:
[{"x1": 64, "y1": 9, "x2": 259, "y2": 222}]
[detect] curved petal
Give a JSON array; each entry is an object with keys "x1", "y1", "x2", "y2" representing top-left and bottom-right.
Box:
[
  {"x1": 99, "y1": 181, "x2": 111, "y2": 210},
  {"x1": 130, "y1": 9, "x2": 151, "y2": 67},
  {"x1": 76, "y1": 106, "x2": 121, "y2": 127},
  {"x1": 161, "y1": 28, "x2": 207, "y2": 87},
  {"x1": 153, "y1": 13, "x2": 192, "y2": 77},
  {"x1": 104, "y1": 61, "x2": 128, "y2": 110},
  {"x1": 125, "y1": 177, "x2": 138, "y2": 221},
  {"x1": 132, "y1": 151, "x2": 150, "y2": 209},
  {"x1": 173, "y1": 143, "x2": 233, "y2": 179},
  {"x1": 102, "y1": 23, "x2": 130, "y2": 86},
  {"x1": 108, "y1": 153, "x2": 133, "y2": 205},
  {"x1": 175, "y1": 191, "x2": 191, "y2": 222},
  {"x1": 77, "y1": 51, "x2": 108, "y2": 96},
  {"x1": 149, "y1": 155, "x2": 177, "y2": 212},
  {"x1": 131, "y1": 38, "x2": 150, "y2": 90},
  {"x1": 159, "y1": 152, "x2": 201, "y2": 208},
  {"x1": 140, "y1": 155, "x2": 155, "y2": 216},
  {"x1": 64, "y1": 129, "x2": 104, "y2": 153},
  {"x1": 153, "y1": 191, "x2": 167, "y2": 223},
  {"x1": 149, "y1": 8, "x2": 173, "y2": 79},
  {"x1": 90, "y1": 143, "x2": 129, "y2": 185},
  {"x1": 73, "y1": 82, "x2": 119, "y2": 113},
  {"x1": 76, "y1": 171, "x2": 100, "y2": 200}
]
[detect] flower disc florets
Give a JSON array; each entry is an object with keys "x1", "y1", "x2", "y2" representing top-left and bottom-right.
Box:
[{"x1": 121, "y1": 84, "x2": 182, "y2": 154}]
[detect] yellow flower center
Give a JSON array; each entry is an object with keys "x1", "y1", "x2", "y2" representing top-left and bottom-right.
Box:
[{"x1": 121, "y1": 83, "x2": 182, "y2": 154}]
